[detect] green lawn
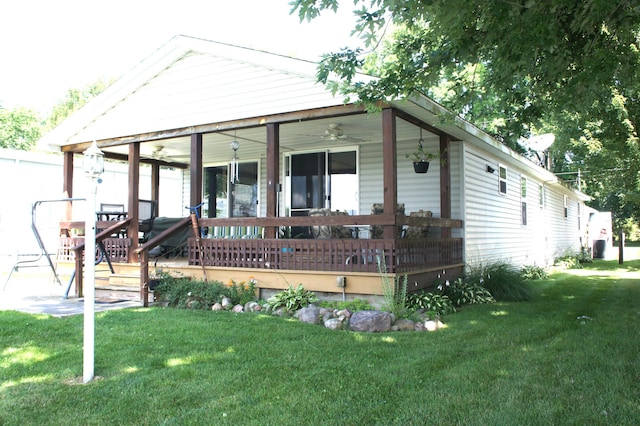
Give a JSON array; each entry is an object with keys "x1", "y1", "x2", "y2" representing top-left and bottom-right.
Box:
[{"x1": 1, "y1": 259, "x2": 639, "y2": 425}]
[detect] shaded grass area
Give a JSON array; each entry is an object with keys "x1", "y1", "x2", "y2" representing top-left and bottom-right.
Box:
[{"x1": 1, "y1": 262, "x2": 640, "y2": 425}]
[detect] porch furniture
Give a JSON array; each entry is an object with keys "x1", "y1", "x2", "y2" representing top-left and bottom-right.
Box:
[
  {"x1": 309, "y1": 208, "x2": 352, "y2": 239},
  {"x1": 139, "y1": 199, "x2": 157, "y2": 242},
  {"x1": 208, "y1": 225, "x2": 264, "y2": 239},
  {"x1": 404, "y1": 210, "x2": 433, "y2": 238},
  {"x1": 370, "y1": 203, "x2": 405, "y2": 239},
  {"x1": 97, "y1": 203, "x2": 126, "y2": 221},
  {"x1": 146, "y1": 217, "x2": 191, "y2": 257}
]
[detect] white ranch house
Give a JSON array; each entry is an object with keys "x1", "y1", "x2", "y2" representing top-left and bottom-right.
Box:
[{"x1": 37, "y1": 35, "x2": 594, "y2": 304}]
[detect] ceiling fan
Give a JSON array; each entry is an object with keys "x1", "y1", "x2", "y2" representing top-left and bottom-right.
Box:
[
  {"x1": 146, "y1": 145, "x2": 190, "y2": 162},
  {"x1": 317, "y1": 123, "x2": 366, "y2": 142}
]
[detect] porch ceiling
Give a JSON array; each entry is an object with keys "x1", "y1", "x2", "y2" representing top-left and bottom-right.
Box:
[{"x1": 100, "y1": 113, "x2": 439, "y2": 166}]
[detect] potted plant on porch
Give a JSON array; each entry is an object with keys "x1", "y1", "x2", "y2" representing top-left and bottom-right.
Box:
[{"x1": 406, "y1": 135, "x2": 436, "y2": 174}]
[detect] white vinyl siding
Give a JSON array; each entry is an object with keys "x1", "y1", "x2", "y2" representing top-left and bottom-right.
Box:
[
  {"x1": 462, "y1": 144, "x2": 582, "y2": 267},
  {"x1": 71, "y1": 52, "x2": 343, "y2": 144}
]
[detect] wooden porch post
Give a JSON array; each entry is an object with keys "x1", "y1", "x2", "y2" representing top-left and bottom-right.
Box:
[
  {"x1": 440, "y1": 133, "x2": 452, "y2": 238},
  {"x1": 62, "y1": 152, "x2": 74, "y2": 234},
  {"x1": 265, "y1": 123, "x2": 280, "y2": 238},
  {"x1": 127, "y1": 143, "x2": 140, "y2": 261},
  {"x1": 382, "y1": 108, "x2": 398, "y2": 239},
  {"x1": 190, "y1": 133, "x2": 203, "y2": 212},
  {"x1": 151, "y1": 163, "x2": 160, "y2": 216}
]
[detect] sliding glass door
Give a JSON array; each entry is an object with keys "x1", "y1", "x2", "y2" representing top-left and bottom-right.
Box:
[{"x1": 285, "y1": 149, "x2": 358, "y2": 236}]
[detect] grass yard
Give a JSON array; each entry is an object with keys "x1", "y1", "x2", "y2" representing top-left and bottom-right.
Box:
[{"x1": 1, "y1": 258, "x2": 640, "y2": 425}]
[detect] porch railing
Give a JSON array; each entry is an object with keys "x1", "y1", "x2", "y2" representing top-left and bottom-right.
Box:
[{"x1": 188, "y1": 237, "x2": 463, "y2": 274}]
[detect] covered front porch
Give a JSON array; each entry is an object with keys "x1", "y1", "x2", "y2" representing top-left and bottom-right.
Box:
[{"x1": 57, "y1": 105, "x2": 464, "y2": 306}]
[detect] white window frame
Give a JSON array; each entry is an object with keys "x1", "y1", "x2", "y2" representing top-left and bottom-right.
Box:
[{"x1": 498, "y1": 164, "x2": 507, "y2": 196}]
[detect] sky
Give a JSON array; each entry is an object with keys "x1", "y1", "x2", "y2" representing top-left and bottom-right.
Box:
[{"x1": 0, "y1": 0, "x2": 361, "y2": 115}]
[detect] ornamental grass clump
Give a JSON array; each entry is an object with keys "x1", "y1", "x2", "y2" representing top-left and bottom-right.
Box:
[{"x1": 467, "y1": 260, "x2": 533, "y2": 302}]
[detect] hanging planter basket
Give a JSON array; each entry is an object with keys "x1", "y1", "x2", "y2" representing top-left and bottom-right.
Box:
[{"x1": 413, "y1": 161, "x2": 430, "y2": 174}]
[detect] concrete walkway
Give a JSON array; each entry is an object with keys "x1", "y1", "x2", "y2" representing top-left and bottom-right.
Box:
[{"x1": 1, "y1": 267, "x2": 140, "y2": 317}]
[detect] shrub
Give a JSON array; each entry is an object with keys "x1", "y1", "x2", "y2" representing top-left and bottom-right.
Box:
[
  {"x1": 225, "y1": 278, "x2": 258, "y2": 306},
  {"x1": 318, "y1": 299, "x2": 373, "y2": 312},
  {"x1": 155, "y1": 277, "x2": 228, "y2": 309},
  {"x1": 520, "y1": 264, "x2": 548, "y2": 280},
  {"x1": 265, "y1": 284, "x2": 318, "y2": 313},
  {"x1": 407, "y1": 291, "x2": 456, "y2": 316},
  {"x1": 443, "y1": 278, "x2": 495, "y2": 306},
  {"x1": 467, "y1": 260, "x2": 533, "y2": 302}
]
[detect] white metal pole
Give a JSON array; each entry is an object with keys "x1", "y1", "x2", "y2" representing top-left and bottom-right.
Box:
[{"x1": 83, "y1": 179, "x2": 97, "y2": 383}]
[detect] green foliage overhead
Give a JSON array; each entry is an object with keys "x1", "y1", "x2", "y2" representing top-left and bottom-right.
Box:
[
  {"x1": 291, "y1": 0, "x2": 640, "y2": 230},
  {"x1": 292, "y1": 0, "x2": 639, "y2": 143},
  {"x1": 45, "y1": 79, "x2": 112, "y2": 130},
  {"x1": 0, "y1": 107, "x2": 42, "y2": 150}
]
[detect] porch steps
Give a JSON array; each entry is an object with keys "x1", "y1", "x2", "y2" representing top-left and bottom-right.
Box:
[{"x1": 96, "y1": 274, "x2": 140, "y2": 300}]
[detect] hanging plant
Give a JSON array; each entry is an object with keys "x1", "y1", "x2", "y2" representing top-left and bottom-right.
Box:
[{"x1": 406, "y1": 128, "x2": 436, "y2": 173}]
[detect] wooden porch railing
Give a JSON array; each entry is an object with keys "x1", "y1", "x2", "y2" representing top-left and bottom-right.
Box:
[
  {"x1": 62, "y1": 218, "x2": 131, "y2": 297},
  {"x1": 188, "y1": 237, "x2": 463, "y2": 274},
  {"x1": 134, "y1": 217, "x2": 192, "y2": 307}
]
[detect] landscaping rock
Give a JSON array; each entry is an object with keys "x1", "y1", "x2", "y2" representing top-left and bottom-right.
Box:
[
  {"x1": 349, "y1": 310, "x2": 392, "y2": 332},
  {"x1": 414, "y1": 322, "x2": 425, "y2": 331},
  {"x1": 392, "y1": 319, "x2": 416, "y2": 331},
  {"x1": 221, "y1": 297, "x2": 233, "y2": 310},
  {"x1": 295, "y1": 304, "x2": 321, "y2": 324},
  {"x1": 245, "y1": 301, "x2": 261, "y2": 312},
  {"x1": 324, "y1": 318, "x2": 344, "y2": 330},
  {"x1": 232, "y1": 304, "x2": 244, "y2": 313},
  {"x1": 336, "y1": 309, "x2": 352, "y2": 319},
  {"x1": 211, "y1": 302, "x2": 223, "y2": 311},
  {"x1": 425, "y1": 319, "x2": 444, "y2": 331},
  {"x1": 322, "y1": 311, "x2": 335, "y2": 323}
]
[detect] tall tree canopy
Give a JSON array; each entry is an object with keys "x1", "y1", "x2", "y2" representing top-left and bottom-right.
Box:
[
  {"x1": 291, "y1": 0, "x2": 640, "y2": 230},
  {"x1": 0, "y1": 107, "x2": 42, "y2": 150},
  {"x1": 46, "y1": 79, "x2": 112, "y2": 130}
]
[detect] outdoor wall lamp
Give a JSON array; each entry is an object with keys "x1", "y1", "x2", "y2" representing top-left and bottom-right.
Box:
[
  {"x1": 486, "y1": 165, "x2": 496, "y2": 174},
  {"x1": 83, "y1": 140, "x2": 105, "y2": 180}
]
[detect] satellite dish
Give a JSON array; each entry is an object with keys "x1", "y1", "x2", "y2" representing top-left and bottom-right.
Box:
[{"x1": 521, "y1": 133, "x2": 555, "y2": 152}]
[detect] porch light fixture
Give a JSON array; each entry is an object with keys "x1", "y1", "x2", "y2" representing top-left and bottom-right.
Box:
[
  {"x1": 83, "y1": 140, "x2": 105, "y2": 179},
  {"x1": 230, "y1": 139, "x2": 240, "y2": 184},
  {"x1": 82, "y1": 140, "x2": 104, "y2": 384}
]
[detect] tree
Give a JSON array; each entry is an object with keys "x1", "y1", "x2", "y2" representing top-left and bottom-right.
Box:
[
  {"x1": 46, "y1": 79, "x2": 112, "y2": 130},
  {"x1": 0, "y1": 107, "x2": 42, "y2": 150},
  {"x1": 291, "y1": 0, "x2": 640, "y2": 233}
]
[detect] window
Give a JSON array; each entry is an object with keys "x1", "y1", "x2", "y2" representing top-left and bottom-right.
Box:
[
  {"x1": 499, "y1": 165, "x2": 507, "y2": 195},
  {"x1": 204, "y1": 161, "x2": 259, "y2": 218},
  {"x1": 521, "y1": 202, "x2": 528, "y2": 226},
  {"x1": 563, "y1": 195, "x2": 568, "y2": 218},
  {"x1": 539, "y1": 183, "x2": 545, "y2": 207}
]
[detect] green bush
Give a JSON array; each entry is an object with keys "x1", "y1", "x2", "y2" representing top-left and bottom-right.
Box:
[
  {"x1": 520, "y1": 264, "x2": 549, "y2": 280},
  {"x1": 225, "y1": 278, "x2": 258, "y2": 306},
  {"x1": 265, "y1": 284, "x2": 318, "y2": 313},
  {"x1": 407, "y1": 291, "x2": 456, "y2": 316},
  {"x1": 155, "y1": 277, "x2": 228, "y2": 309},
  {"x1": 467, "y1": 260, "x2": 533, "y2": 302},
  {"x1": 443, "y1": 278, "x2": 495, "y2": 306},
  {"x1": 318, "y1": 299, "x2": 374, "y2": 312}
]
